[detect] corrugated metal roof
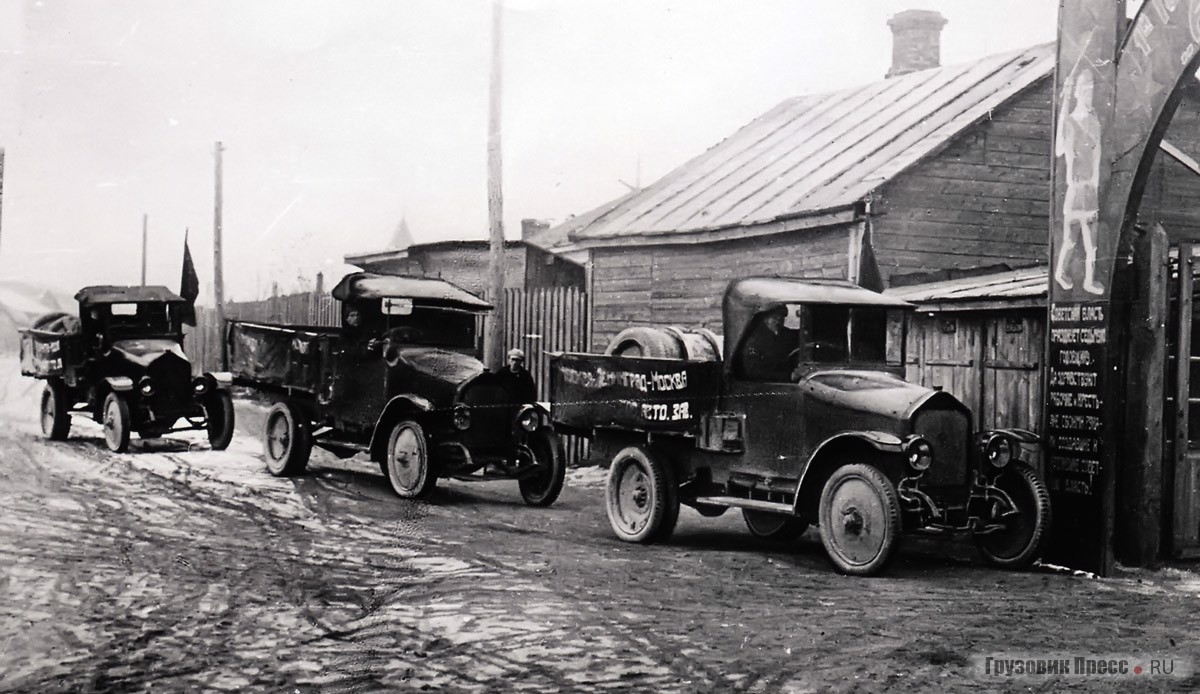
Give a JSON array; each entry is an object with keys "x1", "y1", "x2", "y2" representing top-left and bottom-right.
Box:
[
  {"x1": 568, "y1": 43, "x2": 1055, "y2": 244},
  {"x1": 885, "y1": 265, "x2": 1048, "y2": 304}
]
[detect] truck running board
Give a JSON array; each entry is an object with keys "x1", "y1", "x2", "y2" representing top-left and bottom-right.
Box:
[{"x1": 691, "y1": 496, "x2": 794, "y2": 514}]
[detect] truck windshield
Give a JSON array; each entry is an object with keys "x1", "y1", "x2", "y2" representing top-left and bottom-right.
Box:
[
  {"x1": 381, "y1": 307, "x2": 477, "y2": 350},
  {"x1": 802, "y1": 305, "x2": 892, "y2": 365},
  {"x1": 105, "y1": 302, "x2": 175, "y2": 338}
]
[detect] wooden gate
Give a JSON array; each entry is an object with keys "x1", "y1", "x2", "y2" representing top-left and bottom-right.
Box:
[
  {"x1": 906, "y1": 312, "x2": 984, "y2": 428},
  {"x1": 1166, "y1": 244, "x2": 1200, "y2": 557}
]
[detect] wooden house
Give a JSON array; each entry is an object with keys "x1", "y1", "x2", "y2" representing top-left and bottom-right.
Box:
[
  {"x1": 556, "y1": 11, "x2": 1200, "y2": 353},
  {"x1": 345, "y1": 218, "x2": 586, "y2": 294}
]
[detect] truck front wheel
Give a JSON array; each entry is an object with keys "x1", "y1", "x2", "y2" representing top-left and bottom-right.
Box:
[
  {"x1": 818, "y1": 463, "x2": 901, "y2": 576},
  {"x1": 263, "y1": 401, "x2": 310, "y2": 477},
  {"x1": 519, "y1": 427, "x2": 566, "y2": 507},
  {"x1": 101, "y1": 392, "x2": 132, "y2": 453},
  {"x1": 605, "y1": 445, "x2": 679, "y2": 543},
  {"x1": 974, "y1": 464, "x2": 1050, "y2": 569},
  {"x1": 385, "y1": 420, "x2": 437, "y2": 500},
  {"x1": 40, "y1": 381, "x2": 71, "y2": 441},
  {"x1": 205, "y1": 391, "x2": 236, "y2": 451}
]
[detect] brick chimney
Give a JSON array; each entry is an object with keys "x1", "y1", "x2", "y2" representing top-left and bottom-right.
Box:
[
  {"x1": 886, "y1": 9, "x2": 948, "y2": 78},
  {"x1": 520, "y1": 218, "x2": 550, "y2": 240}
]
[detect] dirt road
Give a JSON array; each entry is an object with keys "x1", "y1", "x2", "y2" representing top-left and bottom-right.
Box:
[{"x1": 2, "y1": 362, "x2": 1200, "y2": 693}]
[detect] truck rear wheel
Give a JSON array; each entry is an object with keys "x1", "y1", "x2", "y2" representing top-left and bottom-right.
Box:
[
  {"x1": 974, "y1": 464, "x2": 1051, "y2": 569},
  {"x1": 263, "y1": 401, "x2": 310, "y2": 477},
  {"x1": 385, "y1": 420, "x2": 437, "y2": 499},
  {"x1": 605, "y1": 446, "x2": 679, "y2": 543},
  {"x1": 40, "y1": 381, "x2": 71, "y2": 441},
  {"x1": 205, "y1": 391, "x2": 236, "y2": 451},
  {"x1": 742, "y1": 509, "x2": 809, "y2": 541},
  {"x1": 102, "y1": 392, "x2": 132, "y2": 453},
  {"x1": 519, "y1": 427, "x2": 566, "y2": 507},
  {"x1": 818, "y1": 463, "x2": 900, "y2": 576}
]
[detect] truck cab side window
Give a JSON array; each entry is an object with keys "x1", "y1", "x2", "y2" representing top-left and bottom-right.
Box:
[
  {"x1": 807, "y1": 305, "x2": 850, "y2": 363},
  {"x1": 735, "y1": 307, "x2": 799, "y2": 382}
]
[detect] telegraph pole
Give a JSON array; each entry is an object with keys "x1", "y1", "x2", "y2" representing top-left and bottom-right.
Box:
[
  {"x1": 140, "y1": 213, "x2": 148, "y2": 285},
  {"x1": 0, "y1": 148, "x2": 6, "y2": 258},
  {"x1": 214, "y1": 141, "x2": 227, "y2": 368},
  {"x1": 484, "y1": 0, "x2": 507, "y2": 369}
]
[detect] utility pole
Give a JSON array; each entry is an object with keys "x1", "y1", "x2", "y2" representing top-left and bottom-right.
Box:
[
  {"x1": 0, "y1": 148, "x2": 6, "y2": 258},
  {"x1": 214, "y1": 141, "x2": 227, "y2": 368},
  {"x1": 484, "y1": 0, "x2": 506, "y2": 369},
  {"x1": 140, "y1": 213, "x2": 148, "y2": 285}
]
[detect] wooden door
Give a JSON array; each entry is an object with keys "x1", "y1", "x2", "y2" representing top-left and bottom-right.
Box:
[
  {"x1": 1167, "y1": 245, "x2": 1200, "y2": 557},
  {"x1": 981, "y1": 312, "x2": 1044, "y2": 432},
  {"x1": 908, "y1": 313, "x2": 984, "y2": 429}
]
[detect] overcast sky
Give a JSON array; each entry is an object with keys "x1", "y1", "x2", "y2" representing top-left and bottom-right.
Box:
[{"x1": 0, "y1": 0, "x2": 1065, "y2": 301}]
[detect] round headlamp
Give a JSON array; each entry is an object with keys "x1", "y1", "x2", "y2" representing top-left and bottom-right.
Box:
[
  {"x1": 984, "y1": 433, "x2": 1014, "y2": 469},
  {"x1": 904, "y1": 435, "x2": 933, "y2": 472},
  {"x1": 452, "y1": 405, "x2": 471, "y2": 431},
  {"x1": 139, "y1": 377, "x2": 155, "y2": 397},
  {"x1": 193, "y1": 376, "x2": 212, "y2": 396},
  {"x1": 516, "y1": 406, "x2": 539, "y2": 432}
]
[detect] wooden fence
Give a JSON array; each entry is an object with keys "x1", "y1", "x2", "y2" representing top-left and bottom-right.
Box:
[{"x1": 188, "y1": 286, "x2": 593, "y2": 465}]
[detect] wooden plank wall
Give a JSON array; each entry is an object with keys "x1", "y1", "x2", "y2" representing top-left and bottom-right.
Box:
[
  {"x1": 905, "y1": 308, "x2": 1045, "y2": 439},
  {"x1": 590, "y1": 225, "x2": 854, "y2": 351},
  {"x1": 873, "y1": 78, "x2": 1053, "y2": 281}
]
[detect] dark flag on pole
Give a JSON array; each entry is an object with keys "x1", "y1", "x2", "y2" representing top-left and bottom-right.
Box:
[{"x1": 180, "y1": 231, "x2": 200, "y2": 326}]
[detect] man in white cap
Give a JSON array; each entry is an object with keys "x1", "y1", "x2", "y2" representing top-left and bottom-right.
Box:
[{"x1": 497, "y1": 348, "x2": 537, "y2": 403}]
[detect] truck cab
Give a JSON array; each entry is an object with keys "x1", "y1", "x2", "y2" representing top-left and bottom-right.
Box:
[{"x1": 551, "y1": 277, "x2": 1049, "y2": 576}]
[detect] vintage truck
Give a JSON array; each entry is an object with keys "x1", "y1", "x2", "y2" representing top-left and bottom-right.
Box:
[
  {"x1": 19, "y1": 285, "x2": 235, "y2": 453},
  {"x1": 550, "y1": 277, "x2": 1049, "y2": 576},
  {"x1": 228, "y1": 272, "x2": 566, "y2": 506}
]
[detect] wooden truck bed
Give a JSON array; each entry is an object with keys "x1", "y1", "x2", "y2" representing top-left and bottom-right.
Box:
[
  {"x1": 549, "y1": 352, "x2": 722, "y2": 436},
  {"x1": 227, "y1": 321, "x2": 341, "y2": 395}
]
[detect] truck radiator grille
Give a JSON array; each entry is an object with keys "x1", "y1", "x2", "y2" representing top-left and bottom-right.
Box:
[{"x1": 913, "y1": 408, "x2": 970, "y2": 488}]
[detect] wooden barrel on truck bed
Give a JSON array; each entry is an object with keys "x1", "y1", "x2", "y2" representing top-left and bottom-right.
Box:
[{"x1": 604, "y1": 326, "x2": 722, "y2": 361}]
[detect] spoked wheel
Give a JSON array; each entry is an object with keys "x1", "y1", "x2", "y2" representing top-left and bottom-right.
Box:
[
  {"x1": 102, "y1": 392, "x2": 132, "y2": 453},
  {"x1": 204, "y1": 391, "x2": 236, "y2": 451},
  {"x1": 974, "y1": 464, "x2": 1051, "y2": 569},
  {"x1": 263, "y1": 401, "x2": 310, "y2": 477},
  {"x1": 519, "y1": 427, "x2": 566, "y2": 507},
  {"x1": 386, "y1": 420, "x2": 437, "y2": 499},
  {"x1": 40, "y1": 380, "x2": 71, "y2": 441},
  {"x1": 818, "y1": 463, "x2": 901, "y2": 576},
  {"x1": 742, "y1": 509, "x2": 809, "y2": 541},
  {"x1": 605, "y1": 446, "x2": 678, "y2": 543}
]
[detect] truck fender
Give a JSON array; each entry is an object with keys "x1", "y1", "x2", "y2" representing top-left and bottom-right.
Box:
[
  {"x1": 791, "y1": 431, "x2": 904, "y2": 514},
  {"x1": 368, "y1": 394, "x2": 435, "y2": 462},
  {"x1": 104, "y1": 376, "x2": 135, "y2": 392},
  {"x1": 199, "y1": 371, "x2": 234, "y2": 391}
]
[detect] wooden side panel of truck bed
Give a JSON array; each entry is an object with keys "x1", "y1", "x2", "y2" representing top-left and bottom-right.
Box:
[
  {"x1": 228, "y1": 321, "x2": 339, "y2": 395},
  {"x1": 550, "y1": 352, "x2": 722, "y2": 435}
]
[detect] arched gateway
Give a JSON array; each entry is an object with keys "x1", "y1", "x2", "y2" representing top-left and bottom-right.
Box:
[{"x1": 1047, "y1": 0, "x2": 1200, "y2": 574}]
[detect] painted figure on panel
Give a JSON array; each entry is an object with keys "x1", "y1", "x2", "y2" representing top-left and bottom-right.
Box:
[{"x1": 1054, "y1": 66, "x2": 1105, "y2": 295}]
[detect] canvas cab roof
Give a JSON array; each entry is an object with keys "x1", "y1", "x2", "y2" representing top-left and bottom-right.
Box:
[
  {"x1": 75, "y1": 285, "x2": 186, "y2": 306},
  {"x1": 330, "y1": 272, "x2": 493, "y2": 311}
]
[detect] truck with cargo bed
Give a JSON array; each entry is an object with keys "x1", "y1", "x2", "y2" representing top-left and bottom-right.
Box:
[
  {"x1": 19, "y1": 285, "x2": 235, "y2": 453},
  {"x1": 550, "y1": 277, "x2": 1049, "y2": 576},
  {"x1": 228, "y1": 272, "x2": 565, "y2": 507}
]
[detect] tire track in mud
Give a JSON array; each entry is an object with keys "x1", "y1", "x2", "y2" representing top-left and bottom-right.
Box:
[{"x1": 0, "y1": 396, "x2": 693, "y2": 692}]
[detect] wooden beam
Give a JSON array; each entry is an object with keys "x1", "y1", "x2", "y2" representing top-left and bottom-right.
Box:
[{"x1": 1116, "y1": 224, "x2": 1167, "y2": 566}]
